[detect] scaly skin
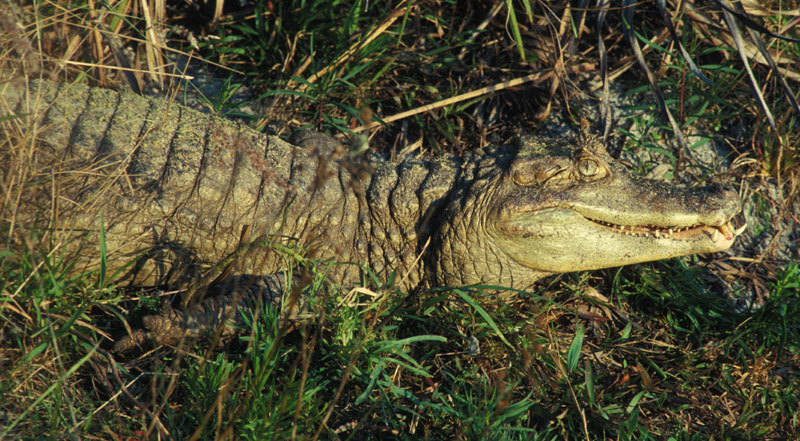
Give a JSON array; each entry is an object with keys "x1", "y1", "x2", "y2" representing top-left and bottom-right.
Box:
[{"x1": 0, "y1": 79, "x2": 743, "y2": 350}]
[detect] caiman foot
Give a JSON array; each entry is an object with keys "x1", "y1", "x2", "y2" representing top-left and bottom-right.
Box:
[{"x1": 113, "y1": 274, "x2": 295, "y2": 352}]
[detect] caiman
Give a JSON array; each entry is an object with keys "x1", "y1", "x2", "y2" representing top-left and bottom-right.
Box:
[{"x1": 0, "y1": 78, "x2": 744, "y2": 350}]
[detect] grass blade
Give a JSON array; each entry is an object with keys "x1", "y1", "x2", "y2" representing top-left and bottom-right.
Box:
[
  {"x1": 453, "y1": 288, "x2": 513, "y2": 348},
  {"x1": 626, "y1": 390, "x2": 647, "y2": 414},
  {"x1": 732, "y1": 1, "x2": 800, "y2": 119},
  {"x1": 504, "y1": 0, "x2": 526, "y2": 61},
  {"x1": 656, "y1": 0, "x2": 713, "y2": 86},
  {"x1": 567, "y1": 324, "x2": 585, "y2": 373},
  {"x1": 718, "y1": 5, "x2": 776, "y2": 130},
  {"x1": 712, "y1": 0, "x2": 800, "y2": 43},
  {"x1": 2, "y1": 344, "x2": 98, "y2": 438},
  {"x1": 596, "y1": 0, "x2": 612, "y2": 144},
  {"x1": 97, "y1": 215, "x2": 106, "y2": 289},
  {"x1": 622, "y1": 0, "x2": 690, "y2": 155}
]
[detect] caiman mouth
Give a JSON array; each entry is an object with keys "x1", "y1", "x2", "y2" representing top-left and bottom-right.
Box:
[
  {"x1": 493, "y1": 200, "x2": 744, "y2": 273},
  {"x1": 587, "y1": 217, "x2": 746, "y2": 242}
]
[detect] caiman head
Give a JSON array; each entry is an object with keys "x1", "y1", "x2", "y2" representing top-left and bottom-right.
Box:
[{"x1": 431, "y1": 125, "x2": 744, "y2": 288}]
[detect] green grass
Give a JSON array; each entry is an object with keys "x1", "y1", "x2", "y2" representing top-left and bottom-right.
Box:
[
  {"x1": 2, "y1": 233, "x2": 799, "y2": 439},
  {"x1": 2, "y1": 0, "x2": 800, "y2": 439}
]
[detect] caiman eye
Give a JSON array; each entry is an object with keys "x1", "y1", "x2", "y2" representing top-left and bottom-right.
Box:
[{"x1": 577, "y1": 158, "x2": 599, "y2": 177}]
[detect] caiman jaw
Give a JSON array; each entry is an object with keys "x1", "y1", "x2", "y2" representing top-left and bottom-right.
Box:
[
  {"x1": 492, "y1": 205, "x2": 744, "y2": 274},
  {"x1": 587, "y1": 218, "x2": 746, "y2": 243}
]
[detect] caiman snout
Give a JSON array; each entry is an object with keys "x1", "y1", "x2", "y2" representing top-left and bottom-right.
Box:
[
  {"x1": 706, "y1": 184, "x2": 746, "y2": 242},
  {"x1": 689, "y1": 183, "x2": 743, "y2": 245},
  {"x1": 702, "y1": 184, "x2": 741, "y2": 226}
]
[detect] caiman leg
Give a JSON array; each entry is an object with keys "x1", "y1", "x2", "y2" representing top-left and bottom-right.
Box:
[{"x1": 113, "y1": 274, "x2": 298, "y2": 352}]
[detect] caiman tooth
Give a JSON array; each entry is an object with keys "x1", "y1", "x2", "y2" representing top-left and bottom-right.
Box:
[{"x1": 734, "y1": 223, "x2": 748, "y2": 236}]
